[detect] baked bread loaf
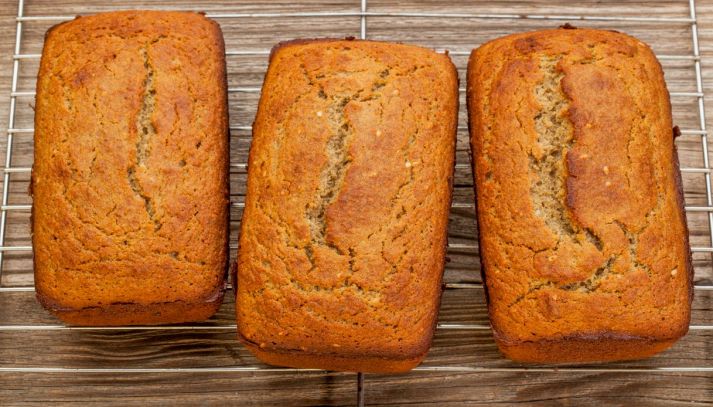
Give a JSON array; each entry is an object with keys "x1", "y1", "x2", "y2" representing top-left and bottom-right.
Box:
[
  {"x1": 467, "y1": 27, "x2": 692, "y2": 363},
  {"x1": 237, "y1": 39, "x2": 458, "y2": 372},
  {"x1": 32, "y1": 11, "x2": 229, "y2": 325}
]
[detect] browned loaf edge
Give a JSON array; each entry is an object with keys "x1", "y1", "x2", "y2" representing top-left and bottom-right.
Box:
[
  {"x1": 237, "y1": 39, "x2": 458, "y2": 373},
  {"x1": 32, "y1": 10, "x2": 230, "y2": 326},
  {"x1": 467, "y1": 27, "x2": 693, "y2": 363}
]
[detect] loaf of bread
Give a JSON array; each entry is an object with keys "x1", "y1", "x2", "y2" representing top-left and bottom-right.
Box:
[
  {"x1": 32, "y1": 11, "x2": 229, "y2": 325},
  {"x1": 467, "y1": 27, "x2": 692, "y2": 362},
  {"x1": 237, "y1": 39, "x2": 458, "y2": 372}
]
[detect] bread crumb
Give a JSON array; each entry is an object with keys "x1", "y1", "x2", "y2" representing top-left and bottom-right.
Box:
[
  {"x1": 316, "y1": 111, "x2": 323, "y2": 117},
  {"x1": 602, "y1": 166, "x2": 610, "y2": 174},
  {"x1": 671, "y1": 268, "x2": 678, "y2": 276},
  {"x1": 605, "y1": 181, "x2": 612, "y2": 187},
  {"x1": 392, "y1": 89, "x2": 399, "y2": 96},
  {"x1": 376, "y1": 129, "x2": 382, "y2": 137},
  {"x1": 405, "y1": 160, "x2": 412, "y2": 168}
]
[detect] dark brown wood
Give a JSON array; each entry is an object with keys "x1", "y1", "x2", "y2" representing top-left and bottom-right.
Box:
[{"x1": 0, "y1": 0, "x2": 712, "y2": 405}]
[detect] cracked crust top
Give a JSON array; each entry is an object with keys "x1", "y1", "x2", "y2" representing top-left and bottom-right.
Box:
[
  {"x1": 237, "y1": 39, "x2": 458, "y2": 372},
  {"x1": 32, "y1": 11, "x2": 229, "y2": 324},
  {"x1": 467, "y1": 28, "x2": 692, "y2": 361}
]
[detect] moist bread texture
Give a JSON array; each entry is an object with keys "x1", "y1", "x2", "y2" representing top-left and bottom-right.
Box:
[
  {"x1": 467, "y1": 28, "x2": 693, "y2": 363},
  {"x1": 237, "y1": 39, "x2": 458, "y2": 373},
  {"x1": 32, "y1": 11, "x2": 229, "y2": 325}
]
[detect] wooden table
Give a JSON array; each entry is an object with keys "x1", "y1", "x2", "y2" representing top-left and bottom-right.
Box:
[{"x1": 0, "y1": 1, "x2": 711, "y2": 405}]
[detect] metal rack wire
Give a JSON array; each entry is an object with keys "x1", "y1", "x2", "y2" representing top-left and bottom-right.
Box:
[{"x1": 1, "y1": 0, "x2": 713, "y2": 405}]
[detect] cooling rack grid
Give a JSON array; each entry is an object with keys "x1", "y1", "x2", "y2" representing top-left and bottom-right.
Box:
[{"x1": 1, "y1": 0, "x2": 712, "y2": 405}]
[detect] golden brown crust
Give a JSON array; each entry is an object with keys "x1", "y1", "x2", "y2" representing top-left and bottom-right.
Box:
[
  {"x1": 237, "y1": 39, "x2": 458, "y2": 373},
  {"x1": 496, "y1": 333, "x2": 677, "y2": 363},
  {"x1": 36, "y1": 288, "x2": 223, "y2": 326},
  {"x1": 467, "y1": 28, "x2": 692, "y2": 363},
  {"x1": 32, "y1": 11, "x2": 230, "y2": 326},
  {"x1": 243, "y1": 341, "x2": 424, "y2": 373}
]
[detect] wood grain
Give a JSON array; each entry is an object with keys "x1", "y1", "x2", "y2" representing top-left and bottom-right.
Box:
[{"x1": 0, "y1": 0, "x2": 712, "y2": 405}]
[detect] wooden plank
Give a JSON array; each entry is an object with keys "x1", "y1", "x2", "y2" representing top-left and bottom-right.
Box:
[
  {"x1": 0, "y1": 289, "x2": 712, "y2": 370},
  {"x1": 2, "y1": 371, "x2": 712, "y2": 406}
]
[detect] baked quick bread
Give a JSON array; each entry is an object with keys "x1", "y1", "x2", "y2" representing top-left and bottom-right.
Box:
[
  {"x1": 33, "y1": 11, "x2": 229, "y2": 325},
  {"x1": 467, "y1": 27, "x2": 692, "y2": 363},
  {"x1": 237, "y1": 39, "x2": 458, "y2": 373}
]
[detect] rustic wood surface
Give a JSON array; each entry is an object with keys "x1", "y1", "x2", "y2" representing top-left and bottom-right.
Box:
[{"x1": 0, "y1": 0, "x2": 712, "y2": 405}]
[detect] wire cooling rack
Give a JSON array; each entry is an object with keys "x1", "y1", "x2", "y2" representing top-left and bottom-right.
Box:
[{"x1": 1, "y1": 0, "x2": 713, "y2": 405}]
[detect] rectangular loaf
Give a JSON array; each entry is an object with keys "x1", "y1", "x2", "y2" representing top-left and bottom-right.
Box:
[
  {"x1": 33, "y1": 11, "x2": 230, "y2": 325},
  {"x1": 467, "y1": 28, "x2": 692, "y2": 363},
  {"x1": 237, "y1": 39, "x2": 458, "y2": 373}
]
